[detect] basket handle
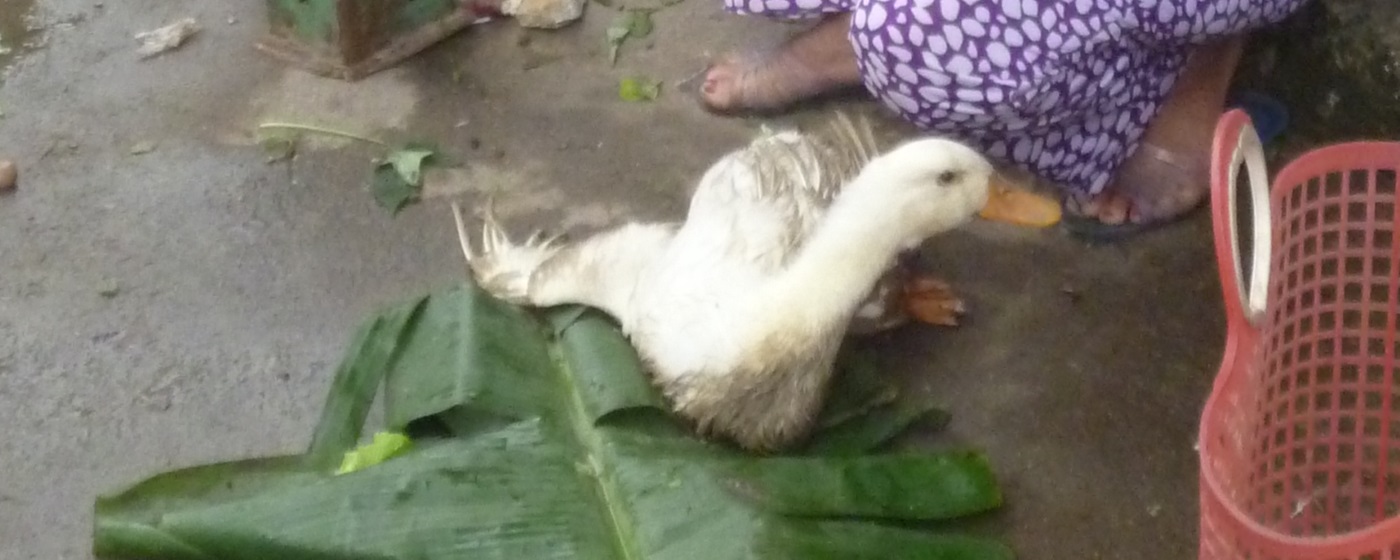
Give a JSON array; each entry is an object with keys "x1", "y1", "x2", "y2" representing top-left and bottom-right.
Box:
[{"x1": 1210, "y1": 109, "x2": 1273, "y2": 329}]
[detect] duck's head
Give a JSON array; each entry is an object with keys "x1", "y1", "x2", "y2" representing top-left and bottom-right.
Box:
[{"x1": 853, "y1": 137, "x2": 994, "y2": 246}]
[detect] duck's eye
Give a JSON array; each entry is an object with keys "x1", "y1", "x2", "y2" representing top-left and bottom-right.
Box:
[{"x1": 936, "y1": 170, "x2": 963, "y2": 186}]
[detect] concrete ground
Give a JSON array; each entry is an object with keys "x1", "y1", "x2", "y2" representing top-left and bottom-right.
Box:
[{"x1": 0, "y1": 0, "x2": 1230, "y2": 558}]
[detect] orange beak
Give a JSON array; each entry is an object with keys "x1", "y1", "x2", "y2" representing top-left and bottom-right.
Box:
[{"x1": 978, "y1": 173, "x2": 1062, "y2": 228}]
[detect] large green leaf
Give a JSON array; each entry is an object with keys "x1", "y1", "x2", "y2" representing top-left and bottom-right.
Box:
[{"x1": 93, "y1": 282, "x2": 1013, "y2": 559}]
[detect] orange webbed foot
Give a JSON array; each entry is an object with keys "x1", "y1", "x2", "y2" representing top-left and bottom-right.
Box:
[{"x1": 903, "y1": 275, "x2": 966, "y2": 327}]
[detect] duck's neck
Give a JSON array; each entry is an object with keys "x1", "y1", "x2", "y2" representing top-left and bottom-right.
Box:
[{"x1": 763, "y1": 187, "x2": 914, "y2": 328}]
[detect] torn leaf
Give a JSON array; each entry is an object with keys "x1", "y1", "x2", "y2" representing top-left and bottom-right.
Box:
[
  {"x1": 386, "y1": 148, "x2": 436, "y2": 187},
  {"x1": 605, "y1": 28, "x2": 627, "y2": 65},
  {"x1": 370, "y1": 143, "x2": 453, "y2": 215},
  {"x1": 371, "y1": 165, "x2": 420, "y2": 215},
  {"x1": 605, "y1": 10, "x2": 653, "y2": 65},
  {"x1": 619, "y1": 77, "x2": 662, "y2": 102},
  {"x1": 90, "y1": 288, "x2": 1015, "y2": 560},
  {"x1": 622, "y1": 10, "x2": 653, "y2": 38}
]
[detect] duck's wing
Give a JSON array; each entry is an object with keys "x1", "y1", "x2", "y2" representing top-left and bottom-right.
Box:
[
  {"x1": 747, "y1": 112, "x2": 880, "y2": 203},
  {"x1": 452, "y1": 202, "x2": 676, "y2": 322},
  {"x1": 675, "y1": 113, "x2": 882, "y2": 273}
]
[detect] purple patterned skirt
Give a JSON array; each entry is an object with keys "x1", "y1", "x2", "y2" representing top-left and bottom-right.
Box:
[{"x1": 725, "y1": 0, "x2": 1308, "y2": 194}]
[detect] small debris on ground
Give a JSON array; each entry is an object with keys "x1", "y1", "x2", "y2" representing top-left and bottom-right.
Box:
[
  {"x1": 259, "y1": 136, "x2": 296, "y2": 163},
  {"x1": 91, "y1": 331, "x2": 123, "y2": 344},
  {"x1": 501, "y1": 0, "x2": 585, "y2": 29},
  {"x1": 606, "y1": 9, "x2": 653, "y2": 65},
  {"x1": 129, "y1": 141, "x2": 157, "y2": 155},
  {"x1": 372, "y1": 144, "x2": 450, "y2": 214},
  {"x1": 252, "y1": 121, "x2": 457, "y2": 215},
  {"x1": 99, "y1": 282, "x2": 121, "y2": 299},
  {"x1": 0, "y1": 160, "x2": 17, "y2": 193},
  {"x1": 619, "y1": 77, "x2": 661, "y2": 101},
  {"x1": 135, "y1": 18, "x2": 201, "y2": 59}
]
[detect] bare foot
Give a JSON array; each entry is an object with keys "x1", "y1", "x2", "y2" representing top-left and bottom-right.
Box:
[
  {"x1": 700, "y1": 14, "x2": 863, "y2": 114},
  {"x1": 1069, "y1": 143, "x2": 1207, "y2": 226},
  {"x1": 1071, "y1": 36, "x2": 1246, "y2": 227}
]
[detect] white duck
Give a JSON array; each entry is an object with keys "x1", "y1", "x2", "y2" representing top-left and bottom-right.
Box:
[{"x1": 451, "y1": 115, "x2": 995, "y2": 452}]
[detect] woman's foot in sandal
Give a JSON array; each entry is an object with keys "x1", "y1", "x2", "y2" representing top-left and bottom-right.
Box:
[{"x1": 1064, "y1": 36, "x2": 1245, "y2": 240}]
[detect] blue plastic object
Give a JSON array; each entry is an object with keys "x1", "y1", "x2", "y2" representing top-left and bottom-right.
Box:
[{"x1": 1227, "y1": 91, "x2": 1289, "y2": 145}]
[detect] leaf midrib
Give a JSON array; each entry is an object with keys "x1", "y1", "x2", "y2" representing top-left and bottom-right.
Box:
[{"x1": 551, "y1": 337, "x2": 643, "y2": 560}]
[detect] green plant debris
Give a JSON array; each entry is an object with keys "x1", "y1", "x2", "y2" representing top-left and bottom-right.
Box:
[
  {"x1": 606, "y1": 9, "x2": 653, "y2": 65},
  {"x1": 371, "y1": 163, "x2": 419, "y2": 215},
  {"x1": 251, "y1": 122, "x2": 454, "y2": 214},
  {"x1": 258, "y1": 135, "x2": 296, "y2": 163},
  {"x1": 92, "y1": 286, "x2": 1014, "y2": 560},
  {"x1": 255, "y1": 122, "x2": 387, "y2": 148},
  {"x1": 336, "y1": 432, "x2": 413, "y2": 475},
  {"x1": 371, "y1": 144, "x2": 448, "y2": 215},
  {"x1": 386, "y1": 148, "x2": 434, "y2": 187},
  {"x1": 619, "y1": 77, "x2": 662, "y2": 102}
]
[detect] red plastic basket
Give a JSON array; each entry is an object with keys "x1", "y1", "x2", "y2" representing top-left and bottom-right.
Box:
[{"x1": 1199, "y1": 109, "x2": 1400, "y2": 559}]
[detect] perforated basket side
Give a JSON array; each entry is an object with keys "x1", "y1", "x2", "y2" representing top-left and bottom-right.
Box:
[
  {"x1": 1201, "y1": 112, "x2": 1400, "y2": 559},
  {"x1": 1243, "y1": 151, "x2": 1400, "y2": 536}
]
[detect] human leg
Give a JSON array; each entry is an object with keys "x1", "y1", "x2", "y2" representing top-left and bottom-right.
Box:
[{"x1": 1065, "y1": 36, "x2": 1246, "y2": 235}]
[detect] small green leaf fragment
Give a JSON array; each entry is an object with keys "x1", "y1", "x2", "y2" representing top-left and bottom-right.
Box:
[
  {"x1": 335, "y1": 432, "x2": 413, "y2": 475},
  {"x1": 386, "y1": 148, "x2": 435, "y2": 187},
  {"x1": 606, "y1": 27, "x2": 628, "y2": 65},
  {"x1": 624, "y1": 10, "x2": 653, "y2": 38},
  {"x1": 259, "y1": 136, "x2": 297, "y2": 163},
  {"x1": 605, "y1": 22, "x2": 630, "y2": 43},
  {"x1": 619, "y1": 77, "x2": 662, "y2": 102},
  {"x1": 371, "y1": 164, "x2": 420, "y2": 214},
  {"x1": 605, "y1": 10, "x2": 652, "y2": 65}
]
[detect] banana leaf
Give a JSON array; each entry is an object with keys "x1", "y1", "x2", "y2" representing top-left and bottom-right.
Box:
[{"x1": 93, "y1": 282, "x2": 1013, "y2": 560}]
